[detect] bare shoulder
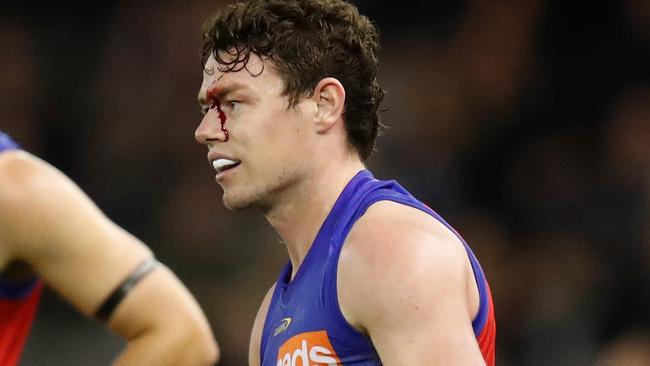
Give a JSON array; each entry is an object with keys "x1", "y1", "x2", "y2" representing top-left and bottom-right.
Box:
[
  {"x1": 0, "y1": 151, "x2": 58, "y2": 245},
  {"x1": 0, "y1": 150, "x2": 48, "y2": 203},
  {"x1": 341, "y1": 200, "x2": 470, "y2": 280},
  {"x1": 337, "y1": 200, "x2": 476, "y2": 331},
  {"x1": 0, "y1": 151, "x2": 37, "y2": 262},
  {"x1": 0, "y1": 150, "x2": 82, "y2": 217},
  {"x1": 351, "y1": 200, "x2": 464, "y2": 243},
  {"x1": 249, "y1": 283, "x2": 276, "y2": 366},
  {"x1": 0, "y1": 151, "x2": 89, "y2": 247}
]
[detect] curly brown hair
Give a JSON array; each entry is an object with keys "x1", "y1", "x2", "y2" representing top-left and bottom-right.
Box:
[{"x1": 201, "y1": 0, "x2": 384, "y2": 160}]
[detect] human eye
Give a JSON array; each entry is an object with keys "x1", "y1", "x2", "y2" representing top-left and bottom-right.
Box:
[{"x1": 224, "y1": 99, "x2": 241, "y2": 111}]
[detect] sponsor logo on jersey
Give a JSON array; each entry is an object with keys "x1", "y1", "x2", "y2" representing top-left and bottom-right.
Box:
[
  {"x1": 274, "y1": 317, "x2": 292, "y2": 336},
  {"x1": 276, "y1": 330, "x2": 341, "y2": 366}
]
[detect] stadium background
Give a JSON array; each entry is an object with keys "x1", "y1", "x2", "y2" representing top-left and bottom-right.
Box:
[{"x1": 1, "y1": 0, "x2": 648, "y2": 365}]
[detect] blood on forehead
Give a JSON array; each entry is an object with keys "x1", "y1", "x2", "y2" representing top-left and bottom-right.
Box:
[
  {"x1": 206, "y1": 84, "x2": 223, "y2": 103},
  {"x1": 205, "y1": 73, "x2": 225, "y2": 99}
]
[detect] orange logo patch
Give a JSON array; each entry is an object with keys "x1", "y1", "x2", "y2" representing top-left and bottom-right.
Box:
[{"x1": 276, "y1": 330, "x2": 341, "y2": 366}]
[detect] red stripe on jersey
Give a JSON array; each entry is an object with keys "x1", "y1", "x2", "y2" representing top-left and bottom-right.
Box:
[
  {"x1": 476, "y1": 283, "x2": 496, "y2": 366},
  {"x1": 0, "y1": 282, "x2": 43, "y2": 366}
]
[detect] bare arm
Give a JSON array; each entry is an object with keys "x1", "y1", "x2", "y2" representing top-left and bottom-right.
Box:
[
  {"x1": 337, "y1": 201, "x2": 485, "y2": 365},
  {"x1": 0, "y1": 151, "x2": 219, "y2": 366}
]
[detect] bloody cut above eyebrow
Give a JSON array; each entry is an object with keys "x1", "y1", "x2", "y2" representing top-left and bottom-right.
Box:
[{"x1": 198, "y1": 81, "x2": 250, "y2": 109}]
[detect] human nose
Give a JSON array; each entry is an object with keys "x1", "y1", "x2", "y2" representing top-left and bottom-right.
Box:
[{"x1": 195, "y1": 111, "x2": 227, "y2": 145}]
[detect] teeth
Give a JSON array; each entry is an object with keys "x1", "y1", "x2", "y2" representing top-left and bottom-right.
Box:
[{"x1": 212, "y1": 158, "x2": 239, "y2": 172}]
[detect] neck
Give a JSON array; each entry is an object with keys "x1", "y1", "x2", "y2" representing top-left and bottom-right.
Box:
[{"x1": 264, "y1": 154, "x2": 365, "y2": 279}]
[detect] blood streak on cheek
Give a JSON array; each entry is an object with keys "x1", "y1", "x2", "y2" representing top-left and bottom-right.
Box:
[{"x1": 208, "y1": 89, "x2": 229, "y2": 142}]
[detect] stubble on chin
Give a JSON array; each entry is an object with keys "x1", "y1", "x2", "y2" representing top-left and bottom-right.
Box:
[
  {"x1": 221, "y1": 169, "x2": 297, "y2": 212},
  {"x1": 222, "y1": 192, "x2": 249, "y2": 211},
  {"x1": 221, "y1": 189, "x2": 268, "y2": 212}
]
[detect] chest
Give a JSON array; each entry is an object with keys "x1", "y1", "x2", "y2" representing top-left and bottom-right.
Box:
[
  {"x1": 262, "y1": 284, "x2": 345, "y2": 366},
  {"x1": 261, "y1": 263, "x2": 380, "y2": 366}
]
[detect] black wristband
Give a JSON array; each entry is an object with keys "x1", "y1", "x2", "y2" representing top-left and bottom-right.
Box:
[{"x1": 95, "y1": 257, "x2": 160, "y2": 322}]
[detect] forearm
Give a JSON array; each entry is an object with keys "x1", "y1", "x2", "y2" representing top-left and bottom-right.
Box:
[
  {"x1": 106, "y1": 266, "x2": 219, "y2": 365},
  {"x1": 113, "y1": 328, "x2": 219, "y2": 366}
]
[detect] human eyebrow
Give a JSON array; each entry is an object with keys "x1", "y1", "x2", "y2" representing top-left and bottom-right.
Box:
[
  {"x1": 198, "y1": 83, "x2": 250, "y2": 114},
  {"x1": 210, "y1": 83, "x2": 249, "y2": 101}
]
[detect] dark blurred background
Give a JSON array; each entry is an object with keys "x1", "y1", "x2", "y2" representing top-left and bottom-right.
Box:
[{"x1": 1, "y1": 0, "x2": 648, "y2": 365}]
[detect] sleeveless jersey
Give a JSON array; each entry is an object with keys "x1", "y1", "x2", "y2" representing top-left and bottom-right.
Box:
[
  {"x1": 0, "y1": 131, "x2": 44, "y2": 366},
  {"x1": 260, "y1": 170, "x2": 496, "y2": 366}
]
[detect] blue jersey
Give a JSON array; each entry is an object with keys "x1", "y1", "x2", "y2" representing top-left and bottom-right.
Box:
[
  {"x1": 260, "y1": 170, "x2": 496, "y2": 365},
  {"x1": 0, "y1": 131, "x2": 19, "y2": 153}
]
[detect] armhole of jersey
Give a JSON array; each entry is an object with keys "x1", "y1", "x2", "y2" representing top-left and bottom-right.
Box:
[
  {"x1": 464, "y1": 249, "x2": 490, "y2": 335},
  {"x1": 325, "y1": 195, "x2": 428, "y2": 342},
  {"x1": 328, "y1": 250, "x2": 372, "y2": 342},
  {"x1": 0, "y1": 276, "x2": 40, "y2": 300},
  {"x1": 333, "y1": 194, "x2": 490, "y2": 336},
  {"x1": 325, "y1": 197, "x2": 382, "y2": 343}
]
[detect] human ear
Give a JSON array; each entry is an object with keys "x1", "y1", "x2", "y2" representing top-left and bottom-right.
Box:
[{"x1": 312, "y1": 77, "x2": 346, "y2": 133}]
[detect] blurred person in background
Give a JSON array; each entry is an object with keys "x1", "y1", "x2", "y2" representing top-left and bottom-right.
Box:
[
  {"x1": 195, "y1": 1, "x2": 495, "y2": 365},
  {"x1": 0, "y1": 131, "x2": 219, "y2": 366}
]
